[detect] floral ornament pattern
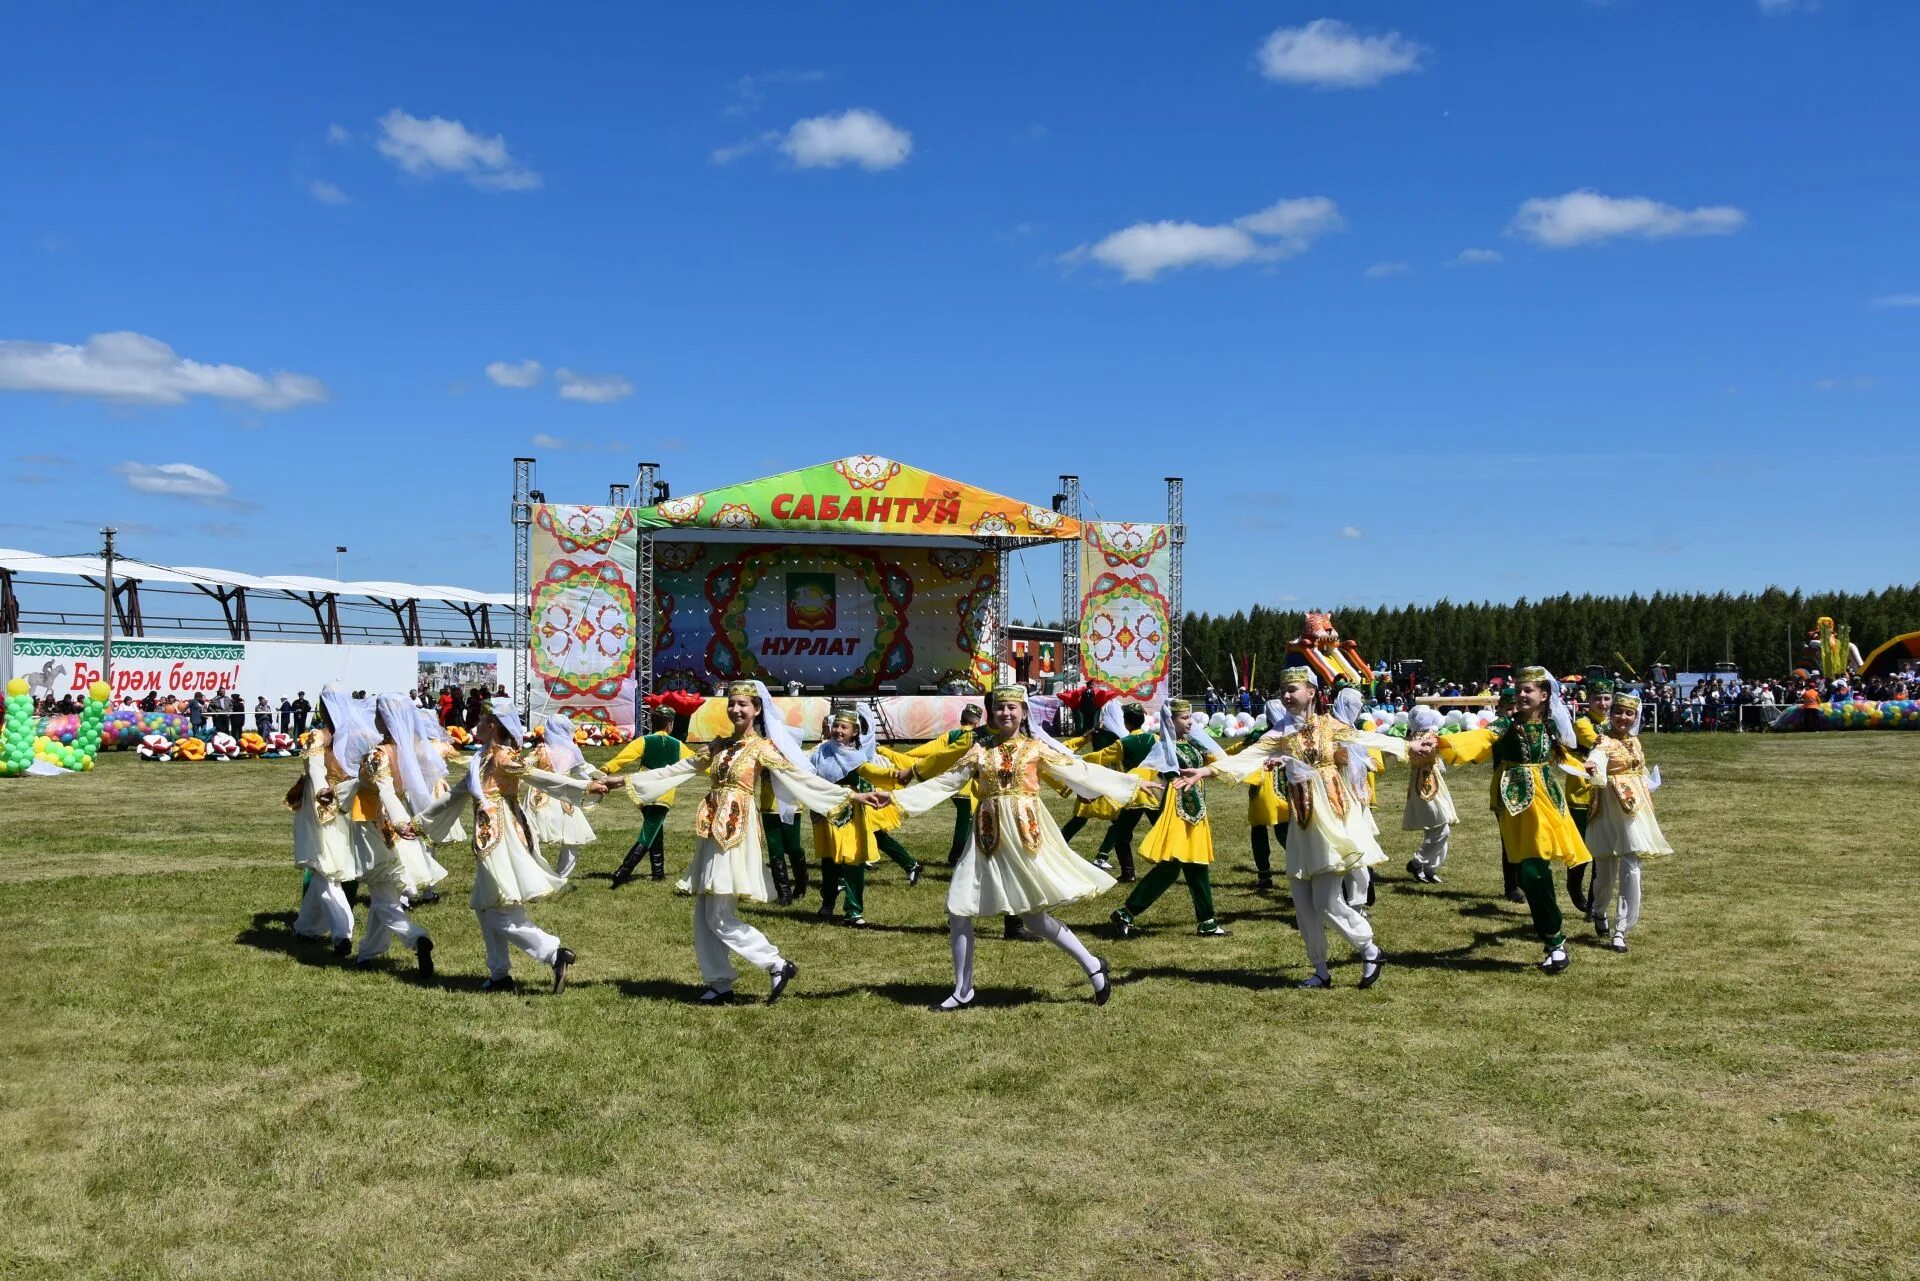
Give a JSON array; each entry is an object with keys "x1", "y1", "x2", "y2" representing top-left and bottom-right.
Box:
[
  {"x1": 532, "y1": 557, "x2": 637, "y2": 700},
  {"x1": 710, "y1": 502, "x2": 760, "y2": 530},
  {"x1": 833, "y1": 455, "x2": 903, "y2": 491},
  {"x1": 1087, "y1": 521, "x2": 1168, "y2": 570},
  {"x1": 654, "y1": 494, "x2": 705, "y2": 525},
  {"x1": 1023, "y1": 505, "x2": 1066, "y2": 535},
  {"x1": 1078, "y1": 521, "x2": 1174, "y2": 703},
  {"x1": 536, "y1": 504, "x2": 636, "y2": 555},
  {"x1": 969, "y1": 511, "x2": 1017, "y2": 538}
]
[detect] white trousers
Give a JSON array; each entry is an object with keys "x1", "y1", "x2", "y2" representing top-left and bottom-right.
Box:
[
  {"x1": 476, "y1": 905, "x2": 560, "y2": 979},
  {"x1": 1412, "y1": 825, "x2": 1451, "y2": 871},
  {"x1": 693, "y1": 893, "x2": 783, "y2": 990},
  {"x1": 554, "y1": 844, "x2": 578, "y2": 879},
  {"x1": 946, "y1": 912, "x2": 1098, "y2": 1000},
  {"x1": 358, "y1": 884, "x2": 428, "y2": 960},
  {"x1": 1291, "y1": 871, "x2": 1375, "y2": 976},
  {"x1": 295, "y1": 875, "x2": 353, "y2": 941},
  {"x1": 1343, "y1": 866, "x2": 1371, "y2": 906},
  {"x1": 1590, "y1": 854, "x2": 1643, "y2": 935}
]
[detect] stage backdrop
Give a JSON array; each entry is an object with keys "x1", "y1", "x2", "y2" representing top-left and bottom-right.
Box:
[
  {"x1": 1078, "y1": 522, "x2": 1173, "y2": 705},
  {"x1": 652, "y1": 541, "x2": 997, "y2": 694},
  {"x1": 529, "y1": 504, "x2": 640, "y2": 733}
]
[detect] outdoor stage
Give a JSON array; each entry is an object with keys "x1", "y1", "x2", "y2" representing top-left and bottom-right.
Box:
[{"x1": 513, "y1": 455, "x2": 1187, "y2": 740}]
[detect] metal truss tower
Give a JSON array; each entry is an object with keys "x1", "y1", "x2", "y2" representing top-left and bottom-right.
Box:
[
  {"x1": 512, "y1": 457, "x2": 534, "y2": 717},
  {"x1": 1058, "y1": 474, "x2": 1081, "y2": 684},
  {"x1": 633, "y1": 462, "x2": 659, "y2": 704}
]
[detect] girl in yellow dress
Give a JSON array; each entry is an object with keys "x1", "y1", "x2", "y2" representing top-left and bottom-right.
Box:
[
  {"x1": 1109, "y1": 699, "x2": 1231, "y2": 937},
  {"x1": 617, "y1": 681, "x2": 885, "y2": 1004},
  {"x1": 885, "y1": 686, "x2": 1159, "y2": 1011},
  {"x1": 1430, "y1": 666, "x2": 1592, "y2": 973},
  {"x1": 808, "y1": 707, "x2": 921, "y2": 927}
]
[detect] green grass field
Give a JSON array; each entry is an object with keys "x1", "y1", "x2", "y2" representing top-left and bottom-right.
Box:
[{"x1": 3, "y1": 733, "x2": 1917, "y2": 1280}]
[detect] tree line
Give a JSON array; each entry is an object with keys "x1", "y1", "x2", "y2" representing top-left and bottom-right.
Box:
[{"x1": 1179, "y1": 585, "x2": 1920, "y2": 687}]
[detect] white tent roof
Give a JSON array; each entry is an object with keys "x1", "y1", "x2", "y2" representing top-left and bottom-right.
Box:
[{"x1": 0, "y1": 549, "x2": 515, "y2": 608}]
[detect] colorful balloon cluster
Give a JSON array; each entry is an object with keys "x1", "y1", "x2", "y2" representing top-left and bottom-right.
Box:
[
  {"x1": 1, "y1": 679, "x2": 37, "y2": 776},
  {"x1": 1776, "y1": 699, "x2": 1920, "y2": 731}
]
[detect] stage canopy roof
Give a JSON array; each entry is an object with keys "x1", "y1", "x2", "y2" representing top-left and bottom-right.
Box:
[{"x1": 630, "y1": 455, "x2": 1079, "y2": 546}]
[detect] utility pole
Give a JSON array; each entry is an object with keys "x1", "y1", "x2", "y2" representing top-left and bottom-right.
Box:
[
  {"x1": 101, "y1": 527, "x2": 117, "y2": 685},
  {"x1": 335, "y1": 545, "x2": 347, "y2": 581}
]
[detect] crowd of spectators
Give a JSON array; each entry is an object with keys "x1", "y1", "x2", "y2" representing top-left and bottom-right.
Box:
[{"x1": 22, "y1": 682, "x2": 512, "y2": 737}]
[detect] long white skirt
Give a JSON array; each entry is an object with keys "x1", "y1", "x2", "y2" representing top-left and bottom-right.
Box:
[
  {"x1": 1584, "y1": 793, "x2": 1673, "y2": 858},
  {"x1": 1401, "y1": 782, "x2": 1459, "y2": 830},
  {"x1": 354, "y1": 823, "x2": 450, "y2": 896},
  {"x1": 686, "y1": 823, "x2": 778, "y2": 903},
  {"x1": 948, "y1": 797, "x2": 1117, "y2": 917},
  {"x1": 1286, "y1": 778, "x2": 1387, "y2": 881},
  {"x1": 527, "y1": 794, "x2": 597, "y2": 848},
  {"x1": 293, "y1": 795, "x2": 361, "y2": 883},
  {"x1": 471, "y1": 814, "x2": 571, "y2": 910}
]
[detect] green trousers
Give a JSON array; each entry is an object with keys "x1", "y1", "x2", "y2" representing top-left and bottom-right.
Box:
[
  {"x1": 1117, "y1": 859, "x2": 1217, "y2": 927},
  {"x1": 611, "y1": 804, "x2": 670, "y2": 882},
  {"x1": 820, "y1": 861, "x2": 867, "y2": 918},
  {"x1": 1516, "y1": 856, "x2": 1565, "y2": 948},
  {"x1": 877, "y1": 830, "x2": 919, "y2": 874},
  {"x1": 1248, "y1": 824, "x2": 1286, "y2": 877},
  {"x1": 948, "y1": 798, "x2": 972, "y2": 864}
]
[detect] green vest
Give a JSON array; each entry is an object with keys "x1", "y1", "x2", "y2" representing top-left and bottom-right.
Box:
[{"x1": 640, "y1": 732, "x2": 683, "y2": 769}]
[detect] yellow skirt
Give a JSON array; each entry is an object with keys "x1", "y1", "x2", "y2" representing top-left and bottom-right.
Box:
[
  {"x1": 1247, "y1": 772, "x2": 1291, "y2": 827},
  {"x1": 809, "y1": 802, "x2": 903, "y2": 866},
  {"x1": 1497, "y1": 768, "x2": 1592, "y2": 867},
  {"x1": 1138, "y1": 806, "x2": 1215, "y2": 865}
]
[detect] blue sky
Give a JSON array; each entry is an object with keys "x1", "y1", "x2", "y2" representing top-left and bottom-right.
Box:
[{"x1": 3, "y1": 1, "x2": 1916, "y2": 618}]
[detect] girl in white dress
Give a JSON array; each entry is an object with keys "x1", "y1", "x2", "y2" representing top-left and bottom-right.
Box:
[
  {"x1": 411, "y1": 706, "x2": 467, "y2": 846},
  {"x1": 526, "y1": 713, "x2": 598, "y2": 879},
  {"x1": 1582, "y1": 690, "x2": 1673, "y2": 955},
  {"x1": 287, "y1": 686, "x2": 368, "y2": 956},
  {"x1": 1400, "y1": 705, "x2": 1459, "y2": 884},
  {"x1": 1201, "y1": 667, "x2": 1430, "y2": 989},
  {"x1": 415, "y1": 698, "x2": 614, "y2": 993},
  {"x1": 885, "y1": 686, "x2": 1159, "y2": 1012},
  {"x1": 346, "y1": 693, "x2": 453, "y2": 976},
  {"x1": 619, "y1": 681, "x2": 886, "y2": 1005}
]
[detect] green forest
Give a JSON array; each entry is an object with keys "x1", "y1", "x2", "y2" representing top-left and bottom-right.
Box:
[{"x1": 1179, "y1": 585, "x2": 1920, "y2": 688}]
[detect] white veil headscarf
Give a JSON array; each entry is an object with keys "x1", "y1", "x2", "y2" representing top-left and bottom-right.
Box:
[
  {"x1": 465, "y1": 696, "x2": 527, "y2": 801},
  {"x1": 747, "y1": 680, "x2": 813, "y2": 820},
  {"x1": 1408, "y1": 704, "x2": 1443, "y2": 736},
  {"x1": 412, "y1": 707, "x2": 452, "y2": 792},
  {"x1": 1143, "y1": 701, "x2": 1227, "y2": 774},
  {"x1": 809, "y1": 706, "x2": 877, "y2": 783},
  {"x1": 1543, "y1": 673, "x2": 1578, "y2": 750},
  {"x1": 541, "y1": 713, "x2": 586, "y2": 774},
  {"x1": 375, "y1": 692, "x2": 434, "y2": 815},
  {"x1": 323, "y1": 686, "x2": 380, "y2": 777},
  {"x1": 1098, "y1": 696, "x2": 1128, "y2": 741}
]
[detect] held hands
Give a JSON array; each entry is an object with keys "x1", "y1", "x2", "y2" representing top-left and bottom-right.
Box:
[
  {"x1": 394, "y1": 823, "x2": 418, "y2": 841},
  {"x1": 1172, "y1": 766, "x2": 1211, "y2": 792},
  {"x1": 852, "y1": 791, "x2": 891, "y2": 809},
  {"x1": 315, "y1": 787, "x2": 336, "y2": 805},
  {"x1": 585, "y1": 778, "x2": 618, "y2": 796},
  {"x1": 895, "y1": 767, "x2": 916, "y2": 784}
]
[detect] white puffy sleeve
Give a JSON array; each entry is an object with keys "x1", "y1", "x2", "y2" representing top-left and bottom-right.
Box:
[
  {"x1": 885, "y1": 757, "x2": 978, "y2": 818},
  {"x1": 1038, "y1": 750, "x2": 1145, "y2": 804},
  {"x1": 1210, "y1": 732, "x2": 1288, "y2": 783},
  {"x1": 767, "y1": 761, "x2": 858, "y2": 817},
  {"x1": 622, "y1": 756, "x2": 703, "y2": 806}
]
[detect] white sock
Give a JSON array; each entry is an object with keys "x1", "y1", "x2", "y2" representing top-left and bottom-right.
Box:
[
  {"x1": 1022, "y1": 912, "x2": 1098, "y2": 977},
  {"x1": 947, "y1": 914, "x2": 976, "y2": 1001}
]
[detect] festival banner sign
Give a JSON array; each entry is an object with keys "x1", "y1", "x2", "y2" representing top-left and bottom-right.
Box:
[
  {"x1": 652, "y1": 541, "x2": 997, "y2": 694},
  {"x1": 10, "y1": 636, "x2": 245, "y2": 699},
  {"x1": 631, "y1": 454, "x2": 1081, "y2": 541},
  {"x1": 1078, "y1": 522, "x2": 1173, "y2": 705},
  {"x1": 529, "y1": 504, "x2": 640, "y2": 733}
]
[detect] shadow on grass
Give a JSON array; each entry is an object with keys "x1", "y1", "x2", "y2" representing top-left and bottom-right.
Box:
[
  {"x1": 1111, "y1": 962, "x2": 1302, "y2": 992},
  {"x1": 797, "y1": 980, "x2": 1055, "y2": 1009},
  {"x1": 234, "y1": 910, "x2": 343, "y2": 968}
]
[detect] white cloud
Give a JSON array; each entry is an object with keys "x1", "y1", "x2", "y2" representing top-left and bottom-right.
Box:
[
  {"x1": 1364, "y1": 261, "x2": 1411, "y2": 279},
  {"x1": 486, "y1": 359, "x2": 543, "y2": 388},
  {"x1": 307, "y1": 179, "x2": 349, "y2": 206},
  {"x1": 531, "y1": 433, "x2": 567, "y2": 448},
  {"x1": 1450, "y1": 247, "x2": 1503, "y2": 266},
  {"x1": 1339, "y1": 526, "x2": 1364, "y2": 540},
  {"x1": 1258, "y1": 19, "x2": 1426, "y2": 89},
  {"x1": 711, "y1": 133, "x2": 777, "y2": 165},
  {"x1": 326, "y1": 123, "x2": 351, "y2": 146},
  {"x1": 113, "y1": 462, "x2": 239, "y2": 507},
  {"x1": 1813, "y1": 376, "x2": 1878, "y2": 392},
  {"x1": 781, "y1": 109, "x2": 912, "y2": 170},
  {"x1": 530, "y1": 433, "x2": 628, "y2": 452},
  {"x1": 1759, "y1": 0, "x2": 1818, "y2": 12},
  {"x1": 1508, "y1": 190, "x2": 1746, "y2": 247},
  {"x1": 374, "y1": 109, "x2": 542, "y2": 191},
  {"x1": 556, "y1": 369, "x2": 634, "y2": 403},
  {"x1": 1870, "y1": 294, "x2": 1920, "y2": 308},
  {"x1": 0, "y1": 331, "x2": 328, "y2": 410},
  {"x1": 1067, "y1": 197, "x2": 1343, "y2": 282}
]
